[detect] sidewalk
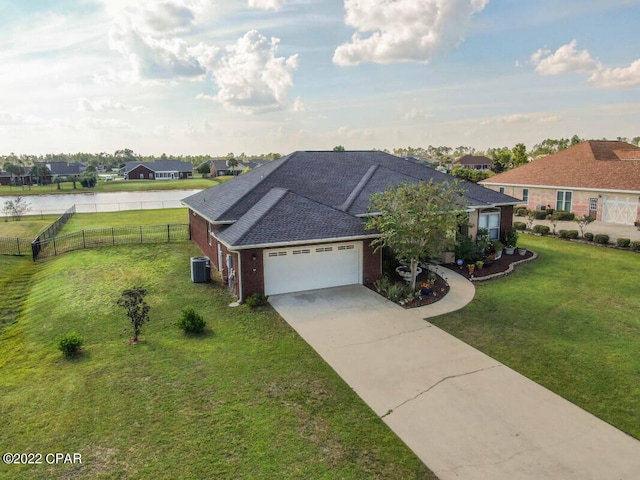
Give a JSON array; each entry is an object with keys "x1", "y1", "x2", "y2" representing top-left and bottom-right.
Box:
[{"x1": 514, "y1": 216, "x2": 640, "y2": 242}]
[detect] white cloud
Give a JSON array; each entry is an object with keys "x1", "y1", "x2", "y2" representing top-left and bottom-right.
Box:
[
  {"x1": 248, "y1": 0, "x2": 285, "y2": 11},
  {"x1": 201, "y1": 30, "x2": 299, "y2": 114},
  {"x1": 333, "y1": 0, "x2": 489, "y2": 66},
  {"x1": 479, "y1": 113, "x2": 560, "y2": 126},
  {"x1": 105, "y1": 0, "x2": 208, "y2": 81},
  {"x1": 531, "y1": 40, "x2": 598, "y2": 75},
  {"x1": 293, "y1": 97, "x2": 305, "y2": 112},
  {"x1": 590, "y1": 59, "x2": 640, "y2": 89},
  {"x1": 531, "y1": 40, "x2": 640, "y2": 89},
  {"x1": 401, "y1": 107, "x2": 433, "y2": 121},
  {"x1": 77, "y1": 98, "x2": 145, "y2": 113}
]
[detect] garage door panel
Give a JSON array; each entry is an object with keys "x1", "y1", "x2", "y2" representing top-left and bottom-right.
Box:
[
  {"x1": 603, "y1": 195, "x2": 637, "y2": 225},
  {"x1": 264, "y1": 242, "x2": 362, "y2": 295}
]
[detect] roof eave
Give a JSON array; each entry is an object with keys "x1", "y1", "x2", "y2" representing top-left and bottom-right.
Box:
[{"x1": 218, "y1": 234, "x2": 380, "y2": 251}]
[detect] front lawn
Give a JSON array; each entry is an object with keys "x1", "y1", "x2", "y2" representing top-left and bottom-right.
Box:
[
  {"x1": 0, "y1": 243, "x2": 433, "y2": 479},
  {"x1": 430, "y1": 234, "x2": 640, "y2": 439}
]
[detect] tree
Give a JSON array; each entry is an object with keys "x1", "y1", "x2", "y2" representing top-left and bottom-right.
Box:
[
  {"x1": 365, "y1": 180, "x2": 468, "y2": 290},
  {"x1": 511, "y1": 143, "x2": 528, "y2": 168},
  {"x1": 333, "y1": 145, "x2": 345, "y2": 151},
  {"x1": 575, "y1": 215, "x2": 595, "y2": 238},
  {"x1": 30, "y1": 164, "x2": 50, "y2": 185},
  {"x1": 227, "y1": 157, "x2": 239, "y2": 175},
  {"x1": 3, "y1": 196, "x2": 31, "y2": 221},
  {"x1": 488, "y1": 147, "x2": 512, "y2": 173},
  {"x1": 117, "y1": 287, "x2": 150, "y2": 343}
]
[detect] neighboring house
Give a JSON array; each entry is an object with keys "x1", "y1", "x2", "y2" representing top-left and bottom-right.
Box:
[
  {"x1": 480, "y1": 140, "x2": 640, "y2": 225},
  {"x1": 44, "y1": 161, "x2": 86, "y2": 178},
  {"x1": 123, "y1": 160, "x2": 193, "y2": 180},
  {"x1": 183, "y1": 151, "x2": 520, "y2": 300},
  {"x1": 210, "y1": 160, "x2": 245, "y2": 177},
  {"x1": 453, "y1": 155, "x2": 493, "y2": 171},
  {"x1": 0, "y1": 168, "x2": 33, "y2": 186}
]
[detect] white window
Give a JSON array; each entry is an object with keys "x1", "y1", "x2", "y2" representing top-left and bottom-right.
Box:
[
  {"x1": 522, "y1": 188, "x2": 529, "y2": 202},
  {"x1": 589, "y1": 198, "x2": 598, "y2": 211},
  {"x1": 139, "y1": 173, "x2": 144, "y2": 179},
  {"x1": 556, "y1": 191, "x2": 572, "y2": 211},
  {"x1": 478, "y1": 210, "x2": 501, "y2": 240}
]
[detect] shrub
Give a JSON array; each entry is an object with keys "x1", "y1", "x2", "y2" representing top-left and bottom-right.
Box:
[
  {"x1": 58, "y1": 332, "x2": 84, "y2": 358},
  {"x1": 245, "y1": 293, "x2": 270, "y2": 309},
  {"x1": 513, "y1": 221, "x2": 526, "y2": 231},
  {"x1": 555, "y1": 210, "x2": 575, "y2": 221},
  {"x1": 594, "y1": 234, "x2": 610, "y2": 245},
  {"x1": 386, "y1": 283, "x2": 414, "y2": 303},
  {"x1": 558, "y1": 230, "x2": 569, "y2": 238},
  {"x1": 515, "y1": 207, "x2": 528, "y2": 216},
  {"x1": 532, "y1": 225, "x2": 550, "y2": 235},
  {"x1": 583, "y1": 232, "x2": 594, "y2": 242},
  {"x1": 176, "y1": 307, "x2": 207, "y2": 334},
  {"x1": 631, "y1": 241, "x2": 640, "y2": 251},
  {"x1": 534, "y1": 210, "x2": 549, "y2": 220},
  {"x1": 566, "y1": 230, "x2": 579, "y2": 239},
  {"x1": 616, "y1": 238, "x2": 631, "y2": 248}
]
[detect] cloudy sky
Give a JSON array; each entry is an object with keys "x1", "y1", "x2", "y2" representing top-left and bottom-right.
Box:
[{"x1": 1, "y1": 0, "x2": 639, "y2": 156}]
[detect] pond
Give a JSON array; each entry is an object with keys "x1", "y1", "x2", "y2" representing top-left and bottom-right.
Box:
[{"x1": 0, "y1": 190, "x2": 202, "y2": 216}]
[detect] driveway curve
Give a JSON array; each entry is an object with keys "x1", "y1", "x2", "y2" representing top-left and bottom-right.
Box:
[{"x1": 269, "y1": 269, "x2": 640, "y2": 480}]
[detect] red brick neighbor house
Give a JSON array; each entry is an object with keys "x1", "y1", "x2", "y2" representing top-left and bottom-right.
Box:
[
  {"x1": 123, "y1": 160, "x2": 193, "y2": 180},
  {"x1": 453, "y1": 155, "x2": 493, "y2": 170},
  {"x1": 182, "y1": 151, "x2": 520, "y2": 300},
  {"x1": 480, "y1": 140, "x2": 640, "y2": 225}
]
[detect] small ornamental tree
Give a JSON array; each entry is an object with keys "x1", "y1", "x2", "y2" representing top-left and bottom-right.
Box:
[
  {"x1": 117, "y1": 287, "x2": 150, "y2": 343},
  {"x1": 575, "y1": 215, "x2": 595, "y2": 238},
  {"x1": 365, "y1": 180, "x2": 468, "y2": 291}
]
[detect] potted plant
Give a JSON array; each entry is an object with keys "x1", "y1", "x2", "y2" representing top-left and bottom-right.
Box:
[
  {"x1": 475, "y1": 260, "x2": 484, "y2": 270},
  {"x1": 503, "y1": 229, "x2": 518, "y2": 255},
  {"x1": 467, "y1": 264, "x2": 475, "y2": 276},
  {"x1": 420, "y1": 282, "x2": 432, "y2": 295},
  {"x1": 492, "y1": 239, "x2": 504, "y2": 260},
  {"x1": 518, "y1": 246, "x2": 527, "y2": 256}
]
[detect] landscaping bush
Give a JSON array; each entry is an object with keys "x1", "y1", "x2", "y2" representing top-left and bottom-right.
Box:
[
  {"x1": 631, "y1": 241, "x2": 640, "y2": 251},
  {"x1": 555, "y1": 210, "x2": 575, "y2": 221},
  {"x1": 616, "y1": 238, "x2": 631, "y2": 248},
  {"x1": 386, "y1": 282, "x2": 414, "y2": 303},
  {"x1": 513, "y1": 221, "x2": 526, "y2": 231},
  {"x1": 245, "y1": 293, "x2": 270, "y2": 309},
  {"x1": 534, "y1": 210, "x2": 549, "y2": 220},
  {"x1": 58, "y1": 332, "x2": 84, "y2": 358},
  {"x1": 532, "y1": 225, "x2": 550, "y2": 235},
  {"x1": 566, "y1": 230, "x2": 579, "y2": 239},
  {"x1": 583, "y1": 232, "x2": 594, "y2": 242},
  {"x1": 515, "y1": 207, "x2": 528, "y2": 216},
  {"x1": 594, "y1": 234, "x2": 610, "y2": 245},
  {"x1": 176, "y1": 307, "x2": 207, "y2": 334},
  {"x1": 558, "y1": 230, "x2": 569, "y2": 238}
]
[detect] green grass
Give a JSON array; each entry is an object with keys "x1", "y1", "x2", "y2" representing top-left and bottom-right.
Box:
[
  {"x1": 0, "y1": 176, "x2": 230, "y2": 196},
  {"x1": 0, "y1": 256, "x2": 36, "y2": 332},
  {"x1": 0, "y1": 244, "x2": 433, "y2": 479},
  {"x1": 430, "y1": 234, "x2": 640, "y2": 439},
  {"x1": 0, "y1": 215, "x2": 60, "y2": 238},
  {"x1": 57, "y1": 208, "x2": 189, "y2": 236}
]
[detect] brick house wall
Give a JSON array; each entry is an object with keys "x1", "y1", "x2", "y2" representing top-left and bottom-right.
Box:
[
  {"x1": 489, "y1": 186, "x2": 607, "y2": 220},
  {"x1": 128, "y1": 165, "x2": 155, "y2": 180},
  {"x1": 362, "y1": 240, "x2": 382, "y2": 285}
]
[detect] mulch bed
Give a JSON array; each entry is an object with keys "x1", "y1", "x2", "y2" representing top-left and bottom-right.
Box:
[
  {"x1": 367, "y1": 250, "x2": 536, "y2": 308},
  {"x1": 444, "y1": 249, "x2": 535, "y2": 280}
]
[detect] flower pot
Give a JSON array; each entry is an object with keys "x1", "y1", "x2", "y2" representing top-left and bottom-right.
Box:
[
  {"x1": 505, "y1": 247, "x2": 515, "y2": 255},
  {"x1": 518, "y1": 248, "x2": 527, "y2": 256},
  {"x1": 495, "y1": 250, "x2": 503, "y2": 260},
  {"x1": 421, "y1": 288, "x2": 432, "y2": 295}
]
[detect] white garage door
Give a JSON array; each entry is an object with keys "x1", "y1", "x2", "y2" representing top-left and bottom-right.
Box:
[
  {"x1": 264, "y1": 242, "x2": 362, "y2": 295},
  {"x1": 602, "y1": 195, "x2": 638, "y2": 225}
]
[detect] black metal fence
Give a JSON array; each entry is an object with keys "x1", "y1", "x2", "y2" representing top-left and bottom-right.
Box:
[
  {"x1": 0, "y1": 237, "x2": 33, "y2": 256},
  {"x1": 33, "y1": 223, "x2": 190, "y2": 260},
  {"x1": 31, "y1": 205, "x2": 76, "y2": 260}
]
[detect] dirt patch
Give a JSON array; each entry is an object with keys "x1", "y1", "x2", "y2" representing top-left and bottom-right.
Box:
[{"x1": 445, "y1": 249, "x2": 536, "y2": 280}]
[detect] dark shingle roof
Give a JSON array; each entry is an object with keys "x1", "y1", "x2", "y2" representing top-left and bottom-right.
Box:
[
  {"x1": 183, "y1": 150, "x2": 520, "y2": 248},
  {"x1": 454, "y1": 155, "x2": 493, "y2": 166}
]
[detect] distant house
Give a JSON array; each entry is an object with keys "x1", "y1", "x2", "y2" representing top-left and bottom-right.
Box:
[
  {"x1": 210, "y1": 160, "x2": 245, "y2": 177},
  {"x1": 123, "y1": 160, "x2": 194, "y2": 180},
  {"x1": 0, "y1": 167, "x2": 33, "y2": 186},
  {"x1": 480, "y1": 140, "x2": 640, "y2": 225},
  {"x1": 453, "y1": 155, "x2": 493, "y2": 171}
]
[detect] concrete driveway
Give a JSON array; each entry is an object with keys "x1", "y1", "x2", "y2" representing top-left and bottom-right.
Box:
[{"x1": 269, "y1": 283, "x2": 640, "y2": 480}]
